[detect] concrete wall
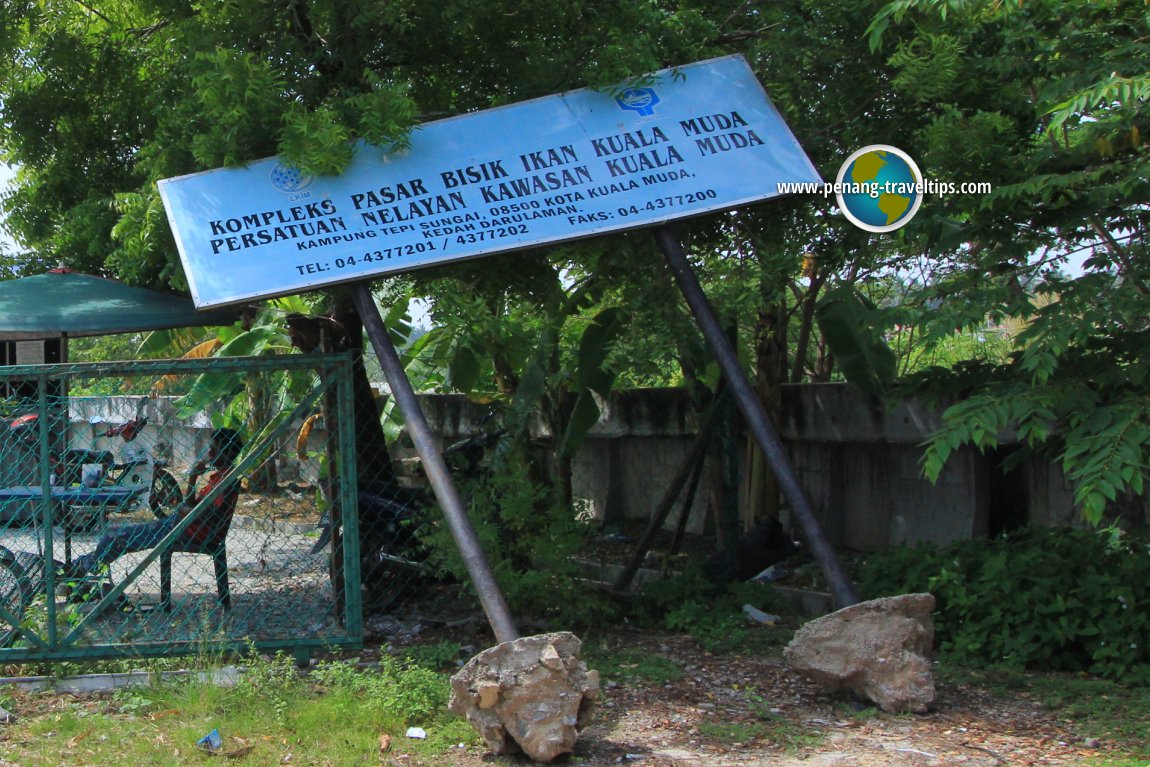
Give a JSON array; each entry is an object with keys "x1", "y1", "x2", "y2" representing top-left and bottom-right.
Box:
[
  {"x1": 66, "y1": 396, "x2": 215, "y2": 471},
  {"x1": 2, "y1": 386, "x2": 1095, "y2": 551},
  {"x1": 408, "y1": 385, "x2": 1089, "y2": 551},
  {"x1": 0, "y1": 395, "x2": 318, "y2": 491}
]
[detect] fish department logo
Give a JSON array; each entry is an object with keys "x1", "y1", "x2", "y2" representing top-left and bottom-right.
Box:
[
  {"x1": 835, "y1": 145, "x2": 923, "y2": 233},
  {"x1": 615, "y1": 87, "x2": 660, "y2": 117},
  {"x1": 270, "y1": 163, "x2": 314, "y2": 194}
]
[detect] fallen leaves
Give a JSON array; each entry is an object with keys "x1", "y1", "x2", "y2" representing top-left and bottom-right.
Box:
[{"x1": 66, "y1": 729, "x2": 93, "y2": 749}]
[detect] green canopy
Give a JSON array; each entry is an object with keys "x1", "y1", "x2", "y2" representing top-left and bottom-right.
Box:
[{"x1": 0, "y1": 269, "x2": 239, "y2": 340}]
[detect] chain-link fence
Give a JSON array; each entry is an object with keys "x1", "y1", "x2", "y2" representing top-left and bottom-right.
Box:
[{"x1": 0, "y1": 353, "x2": 373, "y2": 664}]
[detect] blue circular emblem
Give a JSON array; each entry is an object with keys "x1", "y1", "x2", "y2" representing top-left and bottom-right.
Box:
[
  {"x1": 270, "y1": 164, "x2": 314, "y2": 194},
  {"x1": 615, "y1": 87, "x2": 661, "y2": 117},
  {"x1": 835, "y1": 145, "x2": 923, "y2": 233}
]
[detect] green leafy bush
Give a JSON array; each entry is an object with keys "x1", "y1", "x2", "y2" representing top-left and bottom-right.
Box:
[
  {"x1": 312, "y1": 655, "x2": 448, "y2": 723},
  {"x1": 419, "y1": 446, "x2": 617, "y2": 628},
  {"x1": 402, "y1": 641, "x2": 464, "y2": 672},
  {"x1": 635, "y1": 566, "x2": 792, "y2": 653},
  {"x1": 857, "y1": 527, "x2": 1150, "y2": 682}
]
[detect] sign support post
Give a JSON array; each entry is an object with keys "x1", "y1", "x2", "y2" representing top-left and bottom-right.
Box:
[
  {"x1": 654, "y1": 226, "x2": 859, "y2": 609},
  {"x1": 349, "y1": 283, "x2": 519, "y2": 644}
]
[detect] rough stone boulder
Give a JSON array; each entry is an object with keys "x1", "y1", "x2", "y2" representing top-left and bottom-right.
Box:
[
  {"x1": 448, "y1": 631, "x2": 600, "y2": 763},
  {"x1": 783, "y1": 593, "x2": 936, "y2": 713}
]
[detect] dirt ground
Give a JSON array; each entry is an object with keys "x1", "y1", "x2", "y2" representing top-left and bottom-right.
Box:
[
  {"x1": 0, "y1": 614, "x2": 1128, "y2": 766},
  {"x1": 36, "y1": 493, "x2": 1127, "y2": 766},
  {"x1": 245, "y1": 498, "x2": 1123, "y2": 767},
  {"x1": 397, "y1": 628, "x2": 1118, "y2": 767}
]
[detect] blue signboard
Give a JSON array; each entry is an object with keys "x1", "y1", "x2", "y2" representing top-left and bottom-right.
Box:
[{"x1": 160, "y1": 55, "x2": 821, "y2": 309}]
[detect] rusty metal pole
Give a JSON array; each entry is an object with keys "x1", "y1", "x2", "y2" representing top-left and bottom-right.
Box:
[
  {"x1": 654, "y1": 226, "x2": 859, "y2": 609},
  {"x1": 351, "y1": 283, "x2": 520, "y2": 643}
]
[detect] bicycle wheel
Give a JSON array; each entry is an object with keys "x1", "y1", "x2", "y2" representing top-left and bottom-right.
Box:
[
  {"x1": 150, "y1": 469, "x2": 184, "y2": 519},
  {"x1": 0, "y1": 546, "x2": 31, "y2": 648}
]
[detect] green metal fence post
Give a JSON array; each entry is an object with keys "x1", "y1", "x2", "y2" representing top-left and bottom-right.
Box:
[
  {"x1": 36, "y1": 375, "x2": 58, "y2": 649},
  {"x1": 332, "y1": 357, "x2": 363, "y2": 643}
]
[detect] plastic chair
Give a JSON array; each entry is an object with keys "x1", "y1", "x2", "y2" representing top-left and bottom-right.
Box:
[{"x1": 159, "y1": 536, "x2": 230, "y2": 611}]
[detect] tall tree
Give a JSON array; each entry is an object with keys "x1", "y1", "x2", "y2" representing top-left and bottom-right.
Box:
[
  {"x1": 7, "y1": 0, "x2": 1144, "y2": 535},
  {"x1": 867, "y1": 0, "x2": 1150, "y2": 524}
]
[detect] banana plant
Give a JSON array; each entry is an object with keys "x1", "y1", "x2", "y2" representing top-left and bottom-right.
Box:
[
  {"x1": 407, "y1": 265, "x2": 626, "y2": 507},
  {"x1": 137, "y1": 295, "x2": 322, "y2": 489},
  {"x1": 815, "y1": 284, "x2": 897, "y2": 397}
]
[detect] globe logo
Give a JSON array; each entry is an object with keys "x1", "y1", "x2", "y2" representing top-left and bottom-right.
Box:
[
  {"x1": 270, "y1": 163, "x2": 314, "y2": 194},
  {"x1": 835, "y1": 145, "x2": 923, "y2": 233}
]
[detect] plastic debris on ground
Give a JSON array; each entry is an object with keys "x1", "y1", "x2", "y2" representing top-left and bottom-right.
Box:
[
  {"x1": 742, "y1": 603, "x2": 781, "y2": 624},
  {"x1": 196, "y1": 728, "x2": 255, "y2": 758},
  {"x1": 197, "y1": 729, "x2": 223, "y2": 751}
]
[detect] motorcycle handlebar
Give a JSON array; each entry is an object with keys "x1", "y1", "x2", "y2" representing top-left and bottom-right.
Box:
[{"x1": 104, "y1": 416, "x2": 148, "y2": 439}]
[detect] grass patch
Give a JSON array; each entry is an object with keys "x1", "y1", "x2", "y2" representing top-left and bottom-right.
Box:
[
  {"x1": 0, "y1": 652, "x2": 477, "y2": 766},
  {"x1": 584, "y1": 644, "x2": 683, "y2": 685},
  {"x1": 696, "y1": 714, "x2": 823, "y2": 752},
  {"x1": 634, "y1": 569, "x2": 802, "y2": 655}
]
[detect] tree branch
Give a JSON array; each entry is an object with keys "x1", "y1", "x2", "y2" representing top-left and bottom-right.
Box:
[
  {"x1": 709, "y1": 25, "x2": 780, "y2": 45},
  {"x1": 1090, "y1": 217, "x2": 1147, "y2": 293},
  {"x1": 70, "y1": 0, "x2": 112, "y2": 25}
]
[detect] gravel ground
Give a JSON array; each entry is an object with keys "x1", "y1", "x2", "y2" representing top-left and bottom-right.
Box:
[{"x1": 1, "y1": 491, "x2": 346, "y2": 650}]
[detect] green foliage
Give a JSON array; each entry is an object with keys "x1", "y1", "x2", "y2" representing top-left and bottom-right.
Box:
[
  {"x1": 560, "y1": 306, "x2": 626, "y2": 457},
  {"x1": 279, "y1": 104, "x2": 355, "y2": 176},
  {"x1": 583, "y1": 644, "x2": 683, "y2": 686},
  {"x1": 12, "y1": 594, "x2": 89, "y2": 654},
  {"x1": 311, "y1": 655, "x2": 449, "y2": 724},
  {"x1": 418, "y1": 445, "x2": 609, "y2": 627},
  {"x1": 887, "y1": 33, "x2": 966, "y2": 103},
  {"x1": 815, "y1": 284, "x2": 898, "y2": 396},
  {"x1": 2, "y1": 651, "x2": 468, "y2": 765},
  {"x1": 401, "y1": 641, "x2": 464, "y2": 672},
  {"x1": 232, "y1": 650, "x2": 302, "y2": 725},
  {"x1": 887, "y1": 323, "x2": 1012, "y2": 377},
  {"x1": 915, "y1": 364, "x2": 1150, "y2": 526},
  {"x1": 1046, "y1": 74, "x2": 1150, "y2": 136},
  {"x1": 184, "y1": 49, "x2": 286, "y2": 168},
  {"x1": 635, "y1": 567, "x2": 793, "y2": 654},
  {"x1": 869, "y1": 0, "x2": 1150, "y2": 524},
  {"x1": 858, "y1": 527, "x2": 1150, "y2": 682}
]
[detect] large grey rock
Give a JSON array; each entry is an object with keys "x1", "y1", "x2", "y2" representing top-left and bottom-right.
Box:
[
  {"x1": 783, "y1": 593, "x2": 936, "y2": 713},
  {"x1": 448, "y1": 632, "x2": 599, "y2": 763}
]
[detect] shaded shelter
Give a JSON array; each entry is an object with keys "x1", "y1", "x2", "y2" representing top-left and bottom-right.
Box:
[
  {"x1": 0, "y1": 268, "x2": 243, "y2": 522},
  {"x1": 0, "y1": 267, "x2": 240, "y2": 397},
  {"x1": 0, "y1": 267, "x2": 239, "y2": 342}
]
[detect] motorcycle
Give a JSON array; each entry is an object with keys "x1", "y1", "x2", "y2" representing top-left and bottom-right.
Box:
[
  {"x1": 8, "y1": 397, "x2": 184, "y2": 521},
  {"x1": 316, "y1": 419, "x2": 503, "y2": 616}
]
